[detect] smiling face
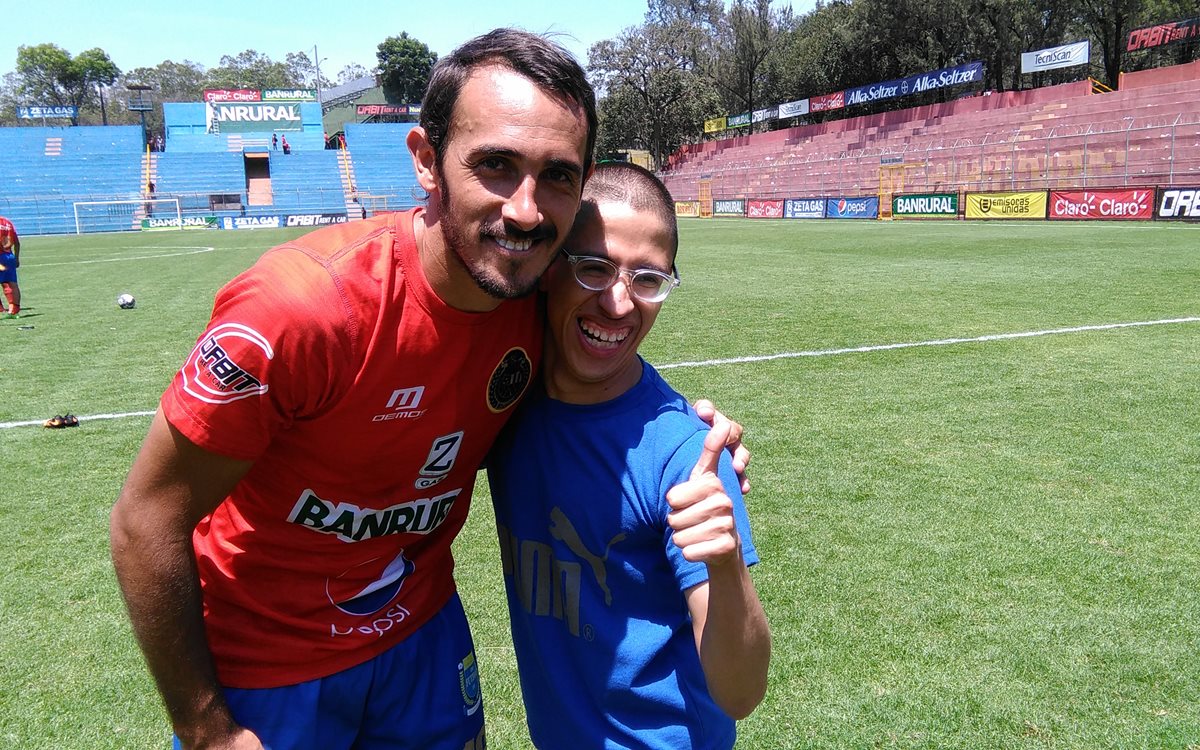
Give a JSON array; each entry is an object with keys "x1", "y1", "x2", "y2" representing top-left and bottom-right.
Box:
[
  {"x1": 542, "y1": 199, "x2": 677, "y2": 405},
  {"x1": 409, "y1": 65, "x2": 589, "y2": 312}
]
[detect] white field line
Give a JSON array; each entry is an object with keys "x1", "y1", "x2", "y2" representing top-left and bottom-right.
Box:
[
  {"x1": 29, "y1": 247, "x2": 215, "y2": 267},
  {"x1": 3, "y1": 316, "x2": 1197, "y2": 430}
]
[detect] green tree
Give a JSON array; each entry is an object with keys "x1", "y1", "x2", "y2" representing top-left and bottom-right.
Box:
[
  {"x1": 337, "y1": 63, "x2": 372, "y2": 85},
  {"x1": 75, "y1": 47, "x2": 121, "y2": 124},
  {"x1": 14, "y1": 43, "x2": 121, "y2": 125},
  {"x1": 203, "y1": 50, "x2": 296, "y2": 90},
  {"x1": 118, "y1": 59, "x2": 207, "y2": 137},
  {"x1": 376, "y1": 33, "x2": 436, "y2": 104}
]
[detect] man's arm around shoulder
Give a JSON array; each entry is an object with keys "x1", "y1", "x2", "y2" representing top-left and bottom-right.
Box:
[{"x1": 110, "y1": 410, "x2": 262, "y2": 749}]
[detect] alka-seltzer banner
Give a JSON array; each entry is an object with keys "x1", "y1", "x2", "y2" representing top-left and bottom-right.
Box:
[
  {"x1": 704, "y1": 116, "x2": 727, "y2": 134},
  {"x1": 1048, "y1": 189, "x2": 1154, "y2": 221},
  {"x1": 1127, "y1": 16, "x2": 1200, "y2": 52},
  {"x1": 713, "y1": 199, "x2": 745, "y2": 216},
  {"x1": 825, "y1": 196, "x2": 879, "y2": 219},
  {"x1": 784, "y1": 198, "x2": 826, "y2": 219},
  {"x1": 965, "y1": 191, "x2": 1047, "y2": 219},
  {"x1": 747, "y1": 199, "x2": 784, "y2": 218},
  {"x1": 207, "y1": 101, "x2": 303, "y2": 133},
  {"x1": 18, "y1": 105, "x2": 78, "y2": 119},
  {"x1": 1156, "y1": 187, "x2": 1200, "y2": 221},
  {"x1": 845, "y1": 61, "x2": 984, "y2": 107},
  {"x1": 892, "y1": 193, "x2": 958, "y2": 218},
  {"x1": 1021, "y1": 41, "x2": 1090, "y2": 74}
]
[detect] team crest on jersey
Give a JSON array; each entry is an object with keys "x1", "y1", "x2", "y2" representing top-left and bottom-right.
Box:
[
  {"x1": 181, "y1": 323, "x2": 272, "y2": 404},
  {"x1": 486, "y1": 347, "x2": 532, "y2": 413},
  {"x1": 458, "y1": 650, "x2": 482, "y2": 716}
]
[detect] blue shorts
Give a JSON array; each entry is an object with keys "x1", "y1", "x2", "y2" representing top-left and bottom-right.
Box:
[
  {"x1": 0, "y1": 253, "x2": 16, "y2": 283},
  {"x1": 174, "y1": 593, "x2": 485, "y2": 750}
]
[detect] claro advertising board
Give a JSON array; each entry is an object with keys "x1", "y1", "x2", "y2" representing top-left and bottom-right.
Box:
[{"x1": 1047, "y1": 189, "x2": 1154, "y2": 221}]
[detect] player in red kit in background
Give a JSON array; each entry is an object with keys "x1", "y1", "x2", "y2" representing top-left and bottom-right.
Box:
[{"x1": 0, "y1": 215, "x2": 21, "y2": 318}]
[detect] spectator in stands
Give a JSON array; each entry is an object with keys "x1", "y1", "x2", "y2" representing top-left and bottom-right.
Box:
[
  {"x1": 111, "y1": 26, "x2": 745, "y2": 750},
  {"x1": 272, "y1": 133, "x2": 278, "y2": 150},
  {"x1": 281, "y1": 135, "x2": 291, "y2": 155},
  {"x1": 145, "y1": 181, "x2": 156, "y2": 217},
  {"x1": 0, "y1": 215, "x2": 21, "y2": 318}
]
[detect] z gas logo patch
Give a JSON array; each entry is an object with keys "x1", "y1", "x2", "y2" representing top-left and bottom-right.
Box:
[
  {"x1": 181, "y1": 323, "x2": 272, "y2": 404},
  {"x1": 486, "y1": 348, "x2": 532, "y2": 413},
  {"x1": 415, "y1": 432, "x2": 463, "y2": 490}
]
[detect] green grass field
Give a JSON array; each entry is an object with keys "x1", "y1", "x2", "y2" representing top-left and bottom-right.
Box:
[{"x1": 2, "y1": 218, "x2": 1198, "y2": 749}]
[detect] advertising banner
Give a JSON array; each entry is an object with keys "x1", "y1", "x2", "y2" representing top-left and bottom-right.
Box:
[
  {"x1": 204, "y1": 89, "x2": 261, "y2": 103},
  {"x1": 1048, "y1": 189, "x2": 1154, "y2": 220},
  {"x1": 727, "y1": 113, "x2": 751, "y2": 128},
  {"x1": 784, "y1": 198, "x2": 826, "y2": 219},
  {"x1": 674, "y1": 201, "x2": 701, "y2": 217},
  {"x1": 1156, "y1": 187, "x2": 1200, "y2": 220},
  {"x1": 141, "y1": 216, "x2": 217, "y2": 231},
  {"x1": 358, "y1": 104, "x2": 411, "y2": 116},
  {"x1": 17, "y1": 105, "x2": 78, "y2": 119},
  {"x1": 704, "y1": 116, "x2": 727, "y2": 134},
  {"x1": 207, "y1": 102, "x2": 303, "y2": 133},
  {"x1": 778, "y1": 99, "x2": 810, "y2": 119},
  {"x1": 903, "y1": 61, "x2": 984, "y2": 95},
  {"x1": 747, "y1": 199, "x2": 784, "y2": 218},
  {"x1": 285, "y1": 213, "x2": 349, "y2": 227},
  {"x1": 965, "y1": 191, "x2": 1047, "y2": 219},
  {"x1": 846, "y1": 79, "x2": 903, "y2": 106},
  {"x1": 752, "y1": 107, "x2": 778, "y2": 124},
  {"x1": 893, "y1": 193, "x2": 958, "y2": 218},
  {"x1": 221, "y1": 215, "x2": 282, "y2": 230},
  {"x1": 825, "y1": 196, "x2": 879, "y2": 219},
  {"x1": 1021, "y1": 41, "x2": 1090, "y2": 73},
  {"x1": 810, "y1": 92, "x2": 845, "y2": 112},
  {"x1": 713, "y1": 199, "x2": 745, "y2": 216},
  {"x1": 264, "y1": 89, "x2": 317, "y2": 101},
  {"x1": 1127, "y1": 16, "x2": 1200, "y2": 52}
]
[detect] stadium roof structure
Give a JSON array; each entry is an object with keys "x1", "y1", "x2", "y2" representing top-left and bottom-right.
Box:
[{"x1": 321, "y1": 75, "x2": 378, "y2": 114}]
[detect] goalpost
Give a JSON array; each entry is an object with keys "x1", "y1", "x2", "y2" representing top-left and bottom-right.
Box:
[{"x1": 73, "y1": 198, "x2": 182, "y2": 234}]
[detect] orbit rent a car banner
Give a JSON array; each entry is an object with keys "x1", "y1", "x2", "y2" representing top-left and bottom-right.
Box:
[
  {"x1": 1047, "y1": 189, "x2": 1154, "y2": 221},
  {"x1": 965, "y1": 191, "x2": 1047, "y2": 219},
  {"x1": 1156, "y1": 186, "x2": 1200, "y2": 220}
]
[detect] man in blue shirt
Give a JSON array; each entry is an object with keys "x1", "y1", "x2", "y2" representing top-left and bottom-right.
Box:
[{"x1": 488, "y1": 162, "x2": 771, "y2": 749}]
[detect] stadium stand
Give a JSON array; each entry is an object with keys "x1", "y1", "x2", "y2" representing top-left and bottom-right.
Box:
[
  {"x1": 660, "y1": 63, "x2": 1200, "y2": 202},
  {"x1": 343, "y1": 123, "x2": 422, "y2": 212}
]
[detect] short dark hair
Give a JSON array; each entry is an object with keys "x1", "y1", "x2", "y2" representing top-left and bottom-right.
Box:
[
  {"x1": 420, "y1": 28, "x2": 598, "y2": 174},
  {"x1": 577, "y1": 161, "x2": 679, "y2": 261}
]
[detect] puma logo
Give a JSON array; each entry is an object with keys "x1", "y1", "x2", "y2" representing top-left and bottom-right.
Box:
[{"x1": 549, "y1": 507, "x2": 625, "y2": 606}]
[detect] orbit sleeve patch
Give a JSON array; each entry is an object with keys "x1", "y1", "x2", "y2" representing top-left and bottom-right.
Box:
[
  {"x1": 181, "y1": 322, "x2": 273, "y2": 404},
  {"x1": 486, "y1": 347, "x2": 532, "y2": 413}
]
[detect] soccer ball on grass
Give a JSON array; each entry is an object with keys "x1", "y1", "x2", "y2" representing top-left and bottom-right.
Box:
[{"x1": 116, "y1": 293, "x2": 136, "y2": 309}]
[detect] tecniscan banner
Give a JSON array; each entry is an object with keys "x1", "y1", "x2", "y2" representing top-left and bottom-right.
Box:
[
  {"x1": 893, "y1": 193, "x2": 958, "y2": 218},
  {"x1": 965, "y1": 191, "x2": 1047, "y2": 219},
  {"x1": 1022, "y1": 41, "x2": 1090, "y2": 73},
  {"x1": 18, "y1": 105, "x2": 78, "y2": 119},
  {"x1": 778, "y1": 99, "x2": 810, "y2": 119},
  {"x1": 1156, "y1": 187, "x2": 1200, "y2": 220},
  {"x1": 825, "y1": 197, "x2": 879, "y2": 219},
  {"x1": 713, "y1": 199, "x2": 746, "y2": 216},
  {"x1": 674, "y1": 201, "x2": 701, "y2": 217},
  {"x1": 1048, "y1": 189, "x2": 1154, "y2": 220},
  {"x1": 207, "y1": 102, "x2": 303, "y2": 133},
  {"x1": 784, "y1": 198, "x2": 826, "y2": 219},
  {"x1": 747, "y1": 200, "x2": 784, "y2": 218},
  {"x1": 1127, "y1": 16, "x2": 1200, "y2": 52}
]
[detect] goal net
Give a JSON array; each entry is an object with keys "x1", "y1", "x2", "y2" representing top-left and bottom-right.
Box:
[{"x1": 73, "y1": 198, "x2": 182, "y2": 234}]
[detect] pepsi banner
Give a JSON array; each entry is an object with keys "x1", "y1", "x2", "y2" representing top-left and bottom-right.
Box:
[
  {"x1": 713, "y1": 199, "x2": 745, "y2": 216},
  {"x1": 747, "y1": 200, "x2": 784, "y2": 218},
  {"x1": 1127, "y1": 16, "x2": 1200, "y2": 52},
  {"x1": 784, "y1": 198, "x2": 826, "y2": 219},
  {"x1": 1048, "y1": 189, "x2": 1154, "y2": 221},
  {"x1": 1156, "y1": 187, "x2": 1200, "y2": 220},
  {"x1": 825, "y1": 197, "x2": 879, "y2": 219}
]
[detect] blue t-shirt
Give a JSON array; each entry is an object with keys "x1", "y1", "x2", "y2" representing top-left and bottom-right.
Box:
[{"x1": 488, "y1": 359, "x2": 758, "y2": 750}]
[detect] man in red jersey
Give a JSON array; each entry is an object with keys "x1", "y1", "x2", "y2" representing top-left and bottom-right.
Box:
[
  {"x1": 0, "y1": 215, "x2": 21, "y2": 318},
  {"x1": 111, "y1": 28, "x2": 745, "y2": 750}
]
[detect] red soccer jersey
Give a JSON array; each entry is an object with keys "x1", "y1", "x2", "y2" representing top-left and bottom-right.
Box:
[
  {"x1": 161, "y1": 210, "x2": 542, "y2": 687},
  {"x1": 0, "y1": 217, "x2": 17, "y2": 251}
]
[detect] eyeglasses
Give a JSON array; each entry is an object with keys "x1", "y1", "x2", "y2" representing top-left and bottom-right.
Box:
[{"x1": 559, "y1": 250, "x2": 681, "y2": 303}]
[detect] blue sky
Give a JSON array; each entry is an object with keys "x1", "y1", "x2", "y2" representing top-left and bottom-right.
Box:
[{"x1": 4, "y1": 0, "x2": 815, "y2": 81}]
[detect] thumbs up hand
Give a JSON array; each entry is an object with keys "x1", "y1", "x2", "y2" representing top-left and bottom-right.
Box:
[{"x1": 666, "y1": 422, "x2": 742, "y2": 567}]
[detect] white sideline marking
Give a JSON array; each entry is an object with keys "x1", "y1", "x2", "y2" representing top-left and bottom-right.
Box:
[
  {"x1": 658, "y1": 317, "x2": 1200, "y2": 370},
  {"x1": 29, "y1": 247, "x2": 215, "y2": 267},
  {"x1": 3, "y1": 317, "x2": 1197, "y2": 429}
]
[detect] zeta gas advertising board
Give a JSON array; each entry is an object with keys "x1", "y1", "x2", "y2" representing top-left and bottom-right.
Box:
[
  {"x1": 965, "y1": 191, "x2": 1047, "y2": 219},
  {"x1": 1156, "y1": 187, "x2": 1200, "y2": 220},
  {"x1": 747, "y1": 200, "x2": 784, "y2": 218},
  {"x1": 893, "y1": 193, "x2": 958, "y2": 218},
  {"x1": 825, "y1": 196, "x2": 878, "y2": 219},
  {"x1": 1048, "y1": 189, "x2": 1153, "y2": 221},
  {"x1": 784, "y1": 198, "x2": 826, "y2": 219},
  {"x1": 713, "y1": 199, "x2": 745, "y2": 216},
  {"x1": 674, "y1": 201, "x2": 701, "y2": 217}
]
